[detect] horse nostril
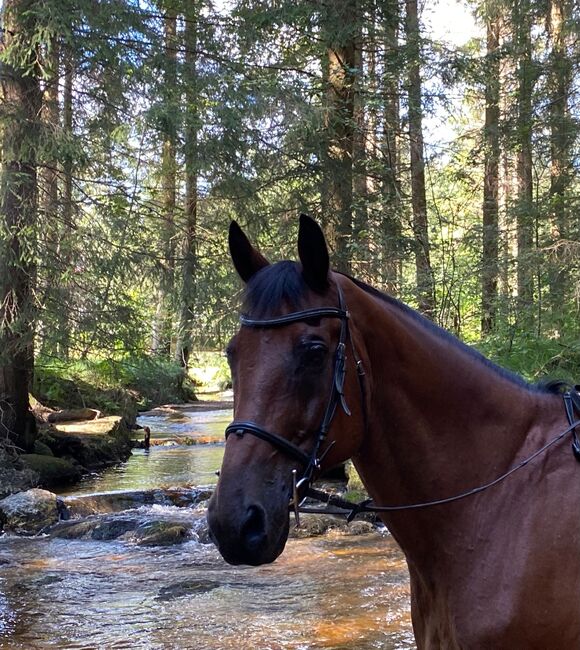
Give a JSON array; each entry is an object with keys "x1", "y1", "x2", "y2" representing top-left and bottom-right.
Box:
[{"x1": 241, "y1": 505, "x2": 267, "y2": 552}]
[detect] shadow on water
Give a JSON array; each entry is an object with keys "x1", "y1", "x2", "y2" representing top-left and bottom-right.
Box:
[{"x1": 0, "y1": 405, "x2": 413, "y2": 649}]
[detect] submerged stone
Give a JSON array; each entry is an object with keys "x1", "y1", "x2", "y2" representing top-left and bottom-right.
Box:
[
  {"x1": 90, "y1": 517, "x2": 138, "y2": 540},
  {"x1": 49, "y1": 519, "x2": 99, "y2": 539},
  {"x1": 155, "y1": 579, "x2": 219, "y2": 601}
]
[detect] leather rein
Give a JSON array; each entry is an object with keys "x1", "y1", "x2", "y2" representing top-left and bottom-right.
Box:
[{"x1": 225, "y1": 287, "x2": 580, "y2": 525}]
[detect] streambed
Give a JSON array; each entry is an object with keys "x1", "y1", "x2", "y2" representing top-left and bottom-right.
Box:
[{"x1": 0, "y1": 404, "x2": 414, "y2": 649}]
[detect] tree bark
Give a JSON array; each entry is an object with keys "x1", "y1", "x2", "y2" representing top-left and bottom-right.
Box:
[
  {"x1": 405, "y1": 0, "x2": 435, "y2": 317},
  {"x1": 481, "y1": 2, "x2": 500, "y2": 334},
  {"x1": 0, "y1": 0, "x2": 42, "y2": 450},
  {"x1": 380, "y1": 0, "x2": 401, "y2": 295},
  {"x1": 59, "y1": 49, "x2": 74, "y2": 358},
  {"x1": 514, "y1": 0, "x2": 534, "y2": 313},
  {"x1": 352, "y1": 19, "x2": 368, "y2": 273},
  {"x1": 547, "y1": 0, "x2": 573, "y2": 313},
  {"x1": 320, "y1": 0, "x2": 357, "y2": 273},
  {"x1": 175, "y1": 3, "x2": 198, "y2": 371},
  {"x1": 151, "y1": 9, "x2": 178, "y2": 356},
  {"x1": 39, "y1": 35, "x2": 63, "y2": 358}
]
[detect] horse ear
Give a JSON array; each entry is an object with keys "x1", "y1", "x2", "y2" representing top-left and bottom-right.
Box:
[
  {"x1": 229, "y1": 221, "x2": 270, "y2": 283},
  {"x1": 298, "y1": 214, "x2": 329, "y2": 291}
]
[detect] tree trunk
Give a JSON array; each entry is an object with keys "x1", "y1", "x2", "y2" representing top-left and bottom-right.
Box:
[
  {"x1": 39, "y1": 35, "x2": 62, "y2": 357},
  {"x1": 352, "y1": 20, "x2": 368, "y2": 274},
  {"x1": 405, "y1": 0, "x2": 435, "y2": 317},
  {"x1": 59, "y1": 49, "x2": 74, "y2": 359},
  {"x1": 547, "y1": 0, "x2": 573, "y2": 315},
  {"x1": 514, "y1": 0, "x2": 534, "y2": 314},
  {"x1": 0, "y1": 0, "x2": 41, "y2": 450},
  {"x1": 151, "y1": 9, "x2": 178, "y2": 356},
  {"x1": 380, "y1": 0, "x2": 401, "y2": 295},
  {"x1": 175, "y1": 3, "x2": 198, "y2": 371},
  {"x1": 40, "y1": 36, "x2": 59, "y2": 235},
  {"x1": 320, "y1": 0, "x2": 357, "y2": 273},
  {"x1": 481, "y1": 3, "x2": 500, "y2": 335}
]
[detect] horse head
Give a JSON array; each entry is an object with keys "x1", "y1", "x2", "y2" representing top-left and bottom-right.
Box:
[{"x1": 207, "y1": 215, "x2": 367, "y2": 565}]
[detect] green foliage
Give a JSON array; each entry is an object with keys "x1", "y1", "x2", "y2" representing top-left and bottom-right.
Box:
[
  {"x1": 2, "y1": 0, "x2": 579, "y2": 424},
  {"x1": 477, "y1": 331, "x2": 580, "y2": 384},
  {"x1": 189, "y1": 351, "x2": 231, "y2": 392},
  {"x1": 33, "y1": 355, "x2": 196, "y2": 412}
]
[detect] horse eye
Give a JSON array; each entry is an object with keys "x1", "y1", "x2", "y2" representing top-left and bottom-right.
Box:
[{"x1": 304, "y1": 342, "x2": 328, "y2": 365}]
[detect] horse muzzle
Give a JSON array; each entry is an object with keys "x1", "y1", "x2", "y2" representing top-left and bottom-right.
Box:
[{"x1": 207, "y1": 487, "x2": 290, "y2": 566}]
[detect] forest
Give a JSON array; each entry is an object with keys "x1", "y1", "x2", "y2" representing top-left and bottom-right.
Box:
[{"x1": 1, "y1": 0, "x2": 579, "y2": 455}]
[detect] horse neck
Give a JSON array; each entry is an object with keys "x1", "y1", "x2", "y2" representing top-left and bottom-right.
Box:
[{"x1": 346, "y1": 281, "x2": 560, "y2": 554}]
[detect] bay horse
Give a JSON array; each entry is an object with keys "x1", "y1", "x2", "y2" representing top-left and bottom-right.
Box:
[{"x1": 207, "y1": 215, "x2": 580, "y2": 649}]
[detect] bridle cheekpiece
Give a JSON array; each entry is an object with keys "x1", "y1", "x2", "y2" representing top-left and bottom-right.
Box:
[{"x1": 224, "y1": 284, "x2": 361, "y2": 523}]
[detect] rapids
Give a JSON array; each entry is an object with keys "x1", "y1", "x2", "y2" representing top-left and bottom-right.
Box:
[{"x1": 0, "y1": 405, "x2": 413, "y2": 649}]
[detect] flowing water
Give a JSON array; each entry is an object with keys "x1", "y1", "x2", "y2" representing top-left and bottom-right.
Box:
[
  {"x1": 0, "y1": 405, "x2": 414, "y2": 649},
  {"x1": 57, "y1": 408, "x2": 232, "y2": 496}
]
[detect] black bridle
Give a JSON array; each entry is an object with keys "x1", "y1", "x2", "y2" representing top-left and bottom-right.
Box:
[
  {"x1": 224, "y1": 285, "x2": 580, "y2": 525},
  {"x1": 224, "y1": 285, "x2": 365, "y2": 518}
]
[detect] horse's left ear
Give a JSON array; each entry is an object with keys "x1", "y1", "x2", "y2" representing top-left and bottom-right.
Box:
[{"x1": 298, "y1": 214, "x2": 329, "y2": 291}]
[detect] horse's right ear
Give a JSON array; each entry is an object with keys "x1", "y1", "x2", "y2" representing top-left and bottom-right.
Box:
[{"x1": 228, "y1": 221, "x2": 270, "y2": 283}]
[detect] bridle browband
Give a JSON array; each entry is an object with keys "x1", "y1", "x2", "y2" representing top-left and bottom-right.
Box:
[{"x1": 225, "y1": 284, "x2": 365, "y2": 514}]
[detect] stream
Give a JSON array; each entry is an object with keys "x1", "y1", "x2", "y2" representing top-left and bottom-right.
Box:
[{"x1": 0, "y1": 404, "x2": 414, "y2": 649}]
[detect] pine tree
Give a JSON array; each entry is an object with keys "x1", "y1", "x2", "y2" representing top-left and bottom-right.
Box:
[
  {"x1": 405, "y1": 0, "x2": 435, "y2": 317},
  {"x1": 0, "y1": 0, "x2": 43, "y2": 450}
]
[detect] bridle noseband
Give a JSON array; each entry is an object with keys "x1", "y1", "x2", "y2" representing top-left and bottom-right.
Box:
[{"x1": 224, "y1": 285, "x2": 364, "y2": 512}]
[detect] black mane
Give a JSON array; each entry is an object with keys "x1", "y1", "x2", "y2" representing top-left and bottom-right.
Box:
[
  {"x1": 241, "y1": 261, "x2": 560, "y2": 395},
  {"x1": 243, "y1": 261, "x2": 309, "y2": 319}
]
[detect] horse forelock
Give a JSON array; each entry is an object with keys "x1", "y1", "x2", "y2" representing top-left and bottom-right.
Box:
[{"x1": 242, "y1": 260, "x2": 310, "y2": 319}]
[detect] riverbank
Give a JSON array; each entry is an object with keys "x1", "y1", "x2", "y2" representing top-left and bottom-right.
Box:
[{"x1": 0, "y1": 355, "x2": 220, "y2": 498}]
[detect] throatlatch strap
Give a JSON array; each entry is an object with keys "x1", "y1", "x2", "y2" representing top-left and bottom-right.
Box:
[{"x1": 564, "y1": 391, "x2": 580, "y2": 462}]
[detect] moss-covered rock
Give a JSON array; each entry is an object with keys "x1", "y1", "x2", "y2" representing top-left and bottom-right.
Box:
[
  {"x1": 0, "y1": 448, "x2": 38, "y2": 499},
  {"x1": 0, "y1": 488, "x2": 61, "y2": 535},
  {"x1": 133, "y1": 521, "x2": 189, "y2": 546},
  {"x1": 91, "y1": 517, "x2": 138, "y2": 540},
  {"x1": 289, "y1": 513, "x2": 344, "y2": 538},
  {"x1": 49, "y1": 519, "x2": 98, "y2": 539},
  {"x1": 46, "y1": 416, "x2": 133, "y2": 471},
  {"x1": 345, "y1": 460, "x2": 367, "y2": 494},
  {"x1": 32, "y1": 440, "x2": 54, "y2": 457},
  {"x1": 20, "y1": 454, "x2": 82, "y2": 487}
]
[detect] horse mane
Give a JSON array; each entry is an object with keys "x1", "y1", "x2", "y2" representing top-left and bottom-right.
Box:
[
  {"x1": 241, "y1": 261, "x2": 559, "y2": 395},
  {"x1": 243, "y1": 261, "x2": 309, "y2": 318},
  {"x1": 344, "y1": 274, "x2": 561, "y2": 395}
]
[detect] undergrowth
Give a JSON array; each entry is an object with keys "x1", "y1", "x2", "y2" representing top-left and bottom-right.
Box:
[
  {"x1": 476, "y1": 332, "x2": 580, "y2": 385},
  {"x1": 33, "y1": 355, "x2": 198, "y2": 414}
]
